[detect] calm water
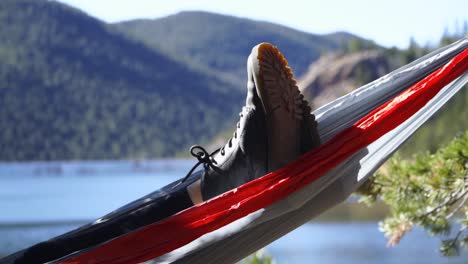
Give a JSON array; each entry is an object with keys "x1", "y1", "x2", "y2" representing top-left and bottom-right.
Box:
[{"x1": 0, "y1": 160, "x2": 466, "y2": 263}]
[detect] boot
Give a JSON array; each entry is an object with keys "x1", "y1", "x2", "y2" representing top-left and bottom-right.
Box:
[{"x1": 188, "y1": 43, "x2": 321, "y2": 201}]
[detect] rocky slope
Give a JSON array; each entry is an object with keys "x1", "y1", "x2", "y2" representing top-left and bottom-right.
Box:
[{"x1": 298, "y1": 50, "x2": 391, "y2": 108}]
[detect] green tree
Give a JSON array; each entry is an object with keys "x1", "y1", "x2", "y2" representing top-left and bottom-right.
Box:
[
  {"x1": 358, "y1": 132, "x2": 468, "y2": 256},
  {"x1": 243, "y1": 249, "x2": 274, "y2": 264},
  {"x1": 346, "y1": 37, "x2": 364, "y2": 53}
]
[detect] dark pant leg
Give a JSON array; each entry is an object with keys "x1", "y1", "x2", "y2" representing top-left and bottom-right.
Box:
[{"x1": 16, "y1": 185, "x2": 194, "y2": 264}]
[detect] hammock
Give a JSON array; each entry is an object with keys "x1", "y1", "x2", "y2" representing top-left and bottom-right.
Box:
[{"x1": 3, "y1": 38, "x2": 467, "y2": 264}]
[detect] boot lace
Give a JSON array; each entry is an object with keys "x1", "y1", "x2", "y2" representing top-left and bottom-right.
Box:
[
  {"x1": 176, "y1": 111, "x2": 245, "y2": 186},
  {"x1": 220, "y1": 111, "x2": 244, "y2": 155}
]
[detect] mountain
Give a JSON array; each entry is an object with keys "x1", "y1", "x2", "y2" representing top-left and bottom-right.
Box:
[
  {"x1": 114, "y1": 11, "x2": 369, "y2": 87},
  {"x1": 0, "y1": 0, "x2": 243, "y2": 160},
  {"x1": 298, "y1": 50, "x2": 392, "y2": 107},
  {"x1": 2, "y1": 1, "x2": 459, "y2": 161}
]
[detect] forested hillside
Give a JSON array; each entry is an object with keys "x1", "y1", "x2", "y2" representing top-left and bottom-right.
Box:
[
  {"x1": 0, "y1": 0, "x2": 243, "y2": 160},
  {"x1": 114, "y1": 11, "x2": 370, "y2": 86}
]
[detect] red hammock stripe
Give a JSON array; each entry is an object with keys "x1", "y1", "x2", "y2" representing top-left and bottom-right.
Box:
[{"x1": 64, "y1": 48, "x2": 468, "y2": 264}]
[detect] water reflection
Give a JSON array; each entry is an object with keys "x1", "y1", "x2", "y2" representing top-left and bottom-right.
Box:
[
  {"x1": 0, "y1": 161, "x2": 466, "y2": 263},
  {"x1": 267, "y1": 223, "x2": 467, "y2": 264}
]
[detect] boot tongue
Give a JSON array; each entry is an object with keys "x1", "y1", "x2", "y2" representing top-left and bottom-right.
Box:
[{"x1": 211, "y1": 107, "x2": 250, "y2": 165}]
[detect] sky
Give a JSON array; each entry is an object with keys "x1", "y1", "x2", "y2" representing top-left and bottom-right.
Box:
[{"x1": 57, "y1": 0, "x2": 467, "y2": 48}]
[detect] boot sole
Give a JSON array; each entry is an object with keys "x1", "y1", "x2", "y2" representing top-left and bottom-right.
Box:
[{"x1": 250, "y1": 43, "x2": 303, "y2": 170}]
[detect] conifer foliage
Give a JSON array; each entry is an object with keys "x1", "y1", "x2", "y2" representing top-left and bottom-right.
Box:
[{"x1": 358, "y1": 132, "x2": 468, "y2": 256}]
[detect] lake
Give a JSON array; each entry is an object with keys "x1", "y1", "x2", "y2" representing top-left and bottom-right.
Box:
[{"x1": 0, "y1": 160, "x2": 466, "y2": 263}]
